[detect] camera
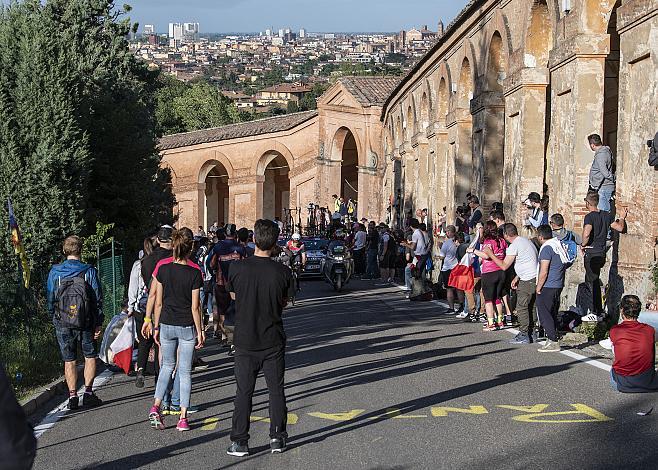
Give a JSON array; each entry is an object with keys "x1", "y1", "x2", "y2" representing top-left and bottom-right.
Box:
[{"x1": 648, "y1": 140, "x2": 654, "y2": 148}]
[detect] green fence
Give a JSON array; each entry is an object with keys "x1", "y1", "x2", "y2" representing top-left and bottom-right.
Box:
[{"x1": 96, "y1": 238, "x2": 125, "y2": 318}]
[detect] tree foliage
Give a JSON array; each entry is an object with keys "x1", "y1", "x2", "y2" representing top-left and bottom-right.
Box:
[{"x1": 0, "y1": 0, "x2": 174, "y2": 279}]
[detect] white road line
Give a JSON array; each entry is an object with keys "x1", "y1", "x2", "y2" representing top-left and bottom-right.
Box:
[
  {"x1": 505, "y1": 327, "x2": 611, "y2": 372},
  {"x1": 34, "y1": 369, "x2": 114, "y2": 439}
]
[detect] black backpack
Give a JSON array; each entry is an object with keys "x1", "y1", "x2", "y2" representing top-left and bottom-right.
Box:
[
  {"x1": 649, "y1": 132, "x2": 658, "y2": 168},
  {"x1": 55, "y1": 271, "x2": 94, "y2": 329}
]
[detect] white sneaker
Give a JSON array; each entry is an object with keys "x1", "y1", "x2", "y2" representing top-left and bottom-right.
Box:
[
  {"x1": 599, "y1": 338, "x2": 613, "y2": 350},
  {"x1": 456, "y1": 312, "x2": 468, "y2": 319},
  {"x1": 581, "y1": 313, "x2": 602, "y2": 323}
]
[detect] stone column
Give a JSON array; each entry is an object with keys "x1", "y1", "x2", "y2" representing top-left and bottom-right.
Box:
[
  {"x1": 547, "y1": 34, "x2": 610, "y2": 228},
  {"x1": 316, "y1": 158, "x2": 342, "y2": 208},
  {"x1": 446, "y1": 108, "x2": 473, "y2": 209},
  {"x1": 471, "y1": 91, "x2": 505, "y2": 211},
  {"x1": 503, "y1": 67, "x2": 550, "y2": 223},
  {"x1": 228, "y1": 175, "x2": 263, "y2": 229}
]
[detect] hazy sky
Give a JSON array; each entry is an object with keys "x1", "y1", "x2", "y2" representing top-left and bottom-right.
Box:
[{"x1": 126, "y1": 0, "x2": 468, "y2": 33}]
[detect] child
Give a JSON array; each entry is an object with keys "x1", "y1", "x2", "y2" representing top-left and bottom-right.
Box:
[{"x1": 610, "y1": 295, "x2": 658, "y2": 393}]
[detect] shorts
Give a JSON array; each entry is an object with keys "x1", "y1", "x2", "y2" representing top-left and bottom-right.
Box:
[
  {"x1": 214, "y1": 285, "x2": 231, "y2": 315},
  {"x1": 481, "y1": 270, "x2": 506, "y2": 303},
  {"x1": 55, "y1": 326, "x2": 97, "y2": 362},
  {"x1": 440, "y1": 269, "x2": 453, "y2": 289}
]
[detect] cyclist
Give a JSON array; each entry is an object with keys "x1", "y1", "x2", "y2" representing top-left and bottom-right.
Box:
[{"x1": 285, "y1": 233, "x2": 307, "y2": 268}]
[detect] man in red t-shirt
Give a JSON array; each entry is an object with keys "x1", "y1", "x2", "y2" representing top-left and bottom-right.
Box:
[{"x1": 610, "y1": 295, "x2": 658, "y2": 393}]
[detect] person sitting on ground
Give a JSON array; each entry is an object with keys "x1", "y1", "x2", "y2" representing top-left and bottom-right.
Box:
[
  {"x1": 610, "y1": 295, "x2": 658, "y2": 393},
  {"x1": 409, "y1": 265, "x2": 433, "y2": 301},
  {"x1": 47, "y1": 235, "x2": 104, "y2": 410}
]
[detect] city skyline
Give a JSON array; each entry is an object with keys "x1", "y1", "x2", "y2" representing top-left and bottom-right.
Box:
[{"x1": 128, "y1": 0, "x2": 468, "y2": 33}]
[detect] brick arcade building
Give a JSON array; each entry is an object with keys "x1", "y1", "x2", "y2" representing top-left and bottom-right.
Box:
[{"x1": 161, "y1": 0, "x2": 658, "y2": 309}]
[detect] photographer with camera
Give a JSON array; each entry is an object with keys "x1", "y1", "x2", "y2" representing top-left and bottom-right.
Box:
[{"x1": 648, "y1": 132, "x2": 658, "y2": 168}]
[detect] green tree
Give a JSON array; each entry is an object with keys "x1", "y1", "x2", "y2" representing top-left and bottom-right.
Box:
[
  {"x1": 172, "y1": 82, "x2": 240, "y2": 131},
  {"x1": 286, "y1": 100, "x2": 300, "y2": 113},
  {"x1": 0, "y1": 0, "x2": 174, "y2": 276}
]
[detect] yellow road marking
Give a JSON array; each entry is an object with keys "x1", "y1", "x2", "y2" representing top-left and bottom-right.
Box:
[
  {"x1": 512, "y1": 404, "x2": 613, "y2": 423},
  {"x1": 250, "y1": 413, "x2": 299, "y2": 424},
  {"x1": 308, "y1": 410, "x2": 365, "y2": 422},
  {"x1": 497, "y1": 405, "x2": 550, "y2": 413},
  {"x1": 201, "y1": 418, "x2": 219, "y2": 431},
  {"x1": 386, "y1": 408, "x2": 427, "y2": 419},
  {"x1": 431, "y1": 406, "x2": 489, "y2": 417}
]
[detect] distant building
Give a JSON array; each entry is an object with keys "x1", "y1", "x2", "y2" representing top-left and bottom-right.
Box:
[
  {"x1": 144, "y1": 24, "x2": 155, "y2": 35},
  {"x1": 265, "y1": 28, "x2": 272, "y2": 37},
  {"x1": 169, "y1": 23, "x2": 183, "y2": 40},
  {"x1": 278, "y1": 29, "x2": 285, "y2": 38},
  {"x1": 256, "y1": 83, "x2": 312, "y2": 106},
  {"x1": 183, "y1": 22, "x2": 200, "y2": 42},
  {"x1": 299, "y1": 28, "x2": 306, "y2": 38}
]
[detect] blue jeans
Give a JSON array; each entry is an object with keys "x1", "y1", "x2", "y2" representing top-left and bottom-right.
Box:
[
  {"x1": 163, "y1": 369, "x2": 181, "y2": 407},
  {"x1": 366, "y1": 250, "x2": 379, "y2": 278},
  {"x1": 404, "y1": 264, "x2": 412, "y2": 290},
  {"x1": 598, "y1": 187, "x2": 614, "y2": 212},
  {"x1": 155, "y1": 324, "x2": 196, "y2": 409}
]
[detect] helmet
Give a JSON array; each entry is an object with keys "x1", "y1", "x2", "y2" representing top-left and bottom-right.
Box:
[{"x1": 292, "y1": 233, "x2": 301, "y2": 241}]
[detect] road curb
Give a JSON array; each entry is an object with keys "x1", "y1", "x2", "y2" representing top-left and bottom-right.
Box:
[{"x1": 20, "y1": 377, "x2": 67, "y2": 417}]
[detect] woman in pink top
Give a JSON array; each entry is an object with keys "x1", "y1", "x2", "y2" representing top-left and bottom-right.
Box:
[{"x1": 468, "y1": 221, "x2": 507, "y2": 330}]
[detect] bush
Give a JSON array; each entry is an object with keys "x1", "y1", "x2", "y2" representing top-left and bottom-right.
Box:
[{"x1": 0, "y1": 306, "x2": 62, "y2": 400}]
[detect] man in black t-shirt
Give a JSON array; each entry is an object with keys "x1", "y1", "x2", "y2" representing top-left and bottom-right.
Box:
[
  {"x1": 135, "y1": 226, "x2": 173, "y2": 388},
  {"x1": 226, "y1": 219, "x2": 292, "y2": 458},
  {"x1": 581, "y1": 192, "x2": 627, "y2": 321}
]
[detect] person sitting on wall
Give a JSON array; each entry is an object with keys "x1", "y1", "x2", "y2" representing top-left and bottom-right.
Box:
[{"x1": 610, "y1": 295, "x2": 658, "y2": 393}]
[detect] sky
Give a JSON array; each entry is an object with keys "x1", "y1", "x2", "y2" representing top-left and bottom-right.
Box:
[{"x1": 126, "y1": 0, "x2": 469, "y2": 34}]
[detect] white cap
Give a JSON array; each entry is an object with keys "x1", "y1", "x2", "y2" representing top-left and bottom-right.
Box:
[{"x1": 292, "y1": 233, "x2": 301, "y2": 240}]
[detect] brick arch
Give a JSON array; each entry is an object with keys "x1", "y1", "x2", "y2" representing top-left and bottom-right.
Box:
[
  {"x1": 434, "y1": 62, "x2": 452, "y2": 122},
  {"x1": 329, "y1": 125, "x2": 366, "y2": 166},
  {"x1": 197, "y1": 151, "x2": 234, "y2": 183},
  {"x1": 484, "y1": 31, "x2": 509, "y2": 92},
  {"x1": 520, "y1": 0, "x2": 557, "y2": 68},
  {"x1": 423, "y1": 78, "x2": 433, "y2": 114},
  {"x1": 584, "y1": 0, "x2": 620, "y2": 34},
  {"x1": 252, "y1": 141, "x2": 295, "y2": 176},
  {"x1": 405, "y1": 95, "x2": 417, "y2": 138}
]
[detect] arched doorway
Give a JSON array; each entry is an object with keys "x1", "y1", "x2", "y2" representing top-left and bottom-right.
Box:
[
  {"x1": 202, "y1": 162, "x2": 229, "y2": 230},
  {"x1": 262, "y1": 153, "x2": 290, "y2": 221},
  {"x1": 340, "y1": 131, "x2": 359, "y2": 202},
  {"x1": 603, "y1": 0, "x2": 621, "y2": 159}
]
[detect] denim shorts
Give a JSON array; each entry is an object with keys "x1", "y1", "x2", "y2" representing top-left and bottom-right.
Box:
[{"x1": 55, "y1": 326, "x2": 97, "y2": 362}]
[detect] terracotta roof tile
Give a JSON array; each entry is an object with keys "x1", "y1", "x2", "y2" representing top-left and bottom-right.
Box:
[
  {"x1": 158, "y1": 111, "x2": 318, "y2": 151},
  {"x1": 337, "y1": 76, "x2": 401, "y2": 107}
]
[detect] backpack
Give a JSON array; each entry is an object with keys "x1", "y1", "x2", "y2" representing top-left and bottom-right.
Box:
[
  {"x1": 55, "y1": 271, "x2": 94, "y2": 329},
  {"x1": 560, "y1": 231, "x2": 578, "y2": 266},
  {"x1": 211, "y1": 247, "x2": 244, "y2": 287},
  {"x1": 136, "y1": 279, "x2": 150, "y2": 314}
]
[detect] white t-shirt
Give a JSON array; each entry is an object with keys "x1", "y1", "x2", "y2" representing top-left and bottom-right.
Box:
[
  {"x1": 439, "y1": 238, "x2": 458, "y2": 271},
  {"x1": 506, "y1": 236, "x2": 539, "y2": 281},
  {"x1": 354, "y1": 231, "x2": 367, "y2": 250},
  {"x1": 412, "y1": 229, "x2": 426, "y2": 256}
]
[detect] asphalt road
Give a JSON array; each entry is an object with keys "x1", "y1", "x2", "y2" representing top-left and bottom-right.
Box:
[{"x1": 32, "y1": 277, "x2": 658, "y2": 470}]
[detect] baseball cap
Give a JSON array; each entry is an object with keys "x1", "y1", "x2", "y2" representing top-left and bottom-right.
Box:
[{"x1": 157, "y1": 226, "x2": 173, "y2": 242}]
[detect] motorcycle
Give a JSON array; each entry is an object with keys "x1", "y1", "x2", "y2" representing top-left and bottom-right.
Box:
[{"x1": 321, "y1": 241, "x2": 354, "y2": 292}]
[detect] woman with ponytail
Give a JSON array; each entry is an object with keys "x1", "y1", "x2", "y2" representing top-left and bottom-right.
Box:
[
  {"x1": 147, "y1": 228, "x2": 205, "y2": 431},
  {"x1": 468, "y1": 220, "x2": 508, "y2": 331}
]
